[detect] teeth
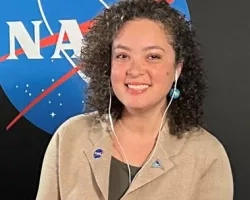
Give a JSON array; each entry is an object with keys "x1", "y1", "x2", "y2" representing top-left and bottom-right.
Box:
[{"x1": 127, "y1": 84, "x2": 149, "y2": 90}]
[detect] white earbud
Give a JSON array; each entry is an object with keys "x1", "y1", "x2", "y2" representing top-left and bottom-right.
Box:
[{"x1": 175, "y1": 70, "x2": 178, "y2": 82}]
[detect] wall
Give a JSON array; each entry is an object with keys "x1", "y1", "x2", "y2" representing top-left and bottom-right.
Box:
[
  {"x1": 188, "y1": 0, "x2": 250, "y2": 198},
  {"x1": 0, "y1": 0, "x2": 249, "y2": 199}
]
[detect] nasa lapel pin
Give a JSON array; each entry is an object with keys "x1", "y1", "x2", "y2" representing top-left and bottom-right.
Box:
[
  {"x1": 151, "y1": 159, "x2": 162, "y2": 168},
  {"x1": 93, "y1": 148, "x2": 104, "y2": 159}
]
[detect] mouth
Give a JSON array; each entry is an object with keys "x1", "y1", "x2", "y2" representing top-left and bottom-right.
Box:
[
  {"x1": 126, "y1": 84, "x2": 149, "y2": 89},
  {"x1": 125, "y1": 83, "x2": 150, "y2": 94}
]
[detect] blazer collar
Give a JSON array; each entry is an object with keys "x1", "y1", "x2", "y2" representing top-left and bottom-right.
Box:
[{"x1": 82, "y1": 116, "x2": 187, "y2": 199}]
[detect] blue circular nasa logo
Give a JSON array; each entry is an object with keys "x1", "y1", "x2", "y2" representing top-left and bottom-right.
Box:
[
  {"x1": 94, "y1": 149, "x2": 104, "y2": 159},
  {"x1": 0, "y1": 0, "x2": 190, "y2": 134}
]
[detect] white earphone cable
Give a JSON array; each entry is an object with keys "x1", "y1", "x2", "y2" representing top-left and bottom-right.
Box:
[
  {"x1": 108, "y1": 92, "x2": 132, "y2": 184},
  {"x1": 108, "y1": 71, "x2": 178, "y2": 185}
]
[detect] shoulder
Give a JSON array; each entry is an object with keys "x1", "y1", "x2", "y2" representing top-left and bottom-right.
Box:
[
  {"x1": 184, "y1": 127, "x2": 231, "y2": 166},
  {"x1": 53, "y1": 111, "x2": 108, "y2": 143},
  {"x1": 56, "y1": 111, "x2": 99, "y2": 132},
  {"x1": 186, "y1": 128, "x2": 227, "y2": 153}
]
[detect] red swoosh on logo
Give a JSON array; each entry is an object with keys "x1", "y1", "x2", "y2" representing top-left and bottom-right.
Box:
[
  {"x1": 6, "y1": 66, "x2": 81, "y2": 130},
  {"x1": 4, "y1": 21, "x2": 92, "y2": 130}
]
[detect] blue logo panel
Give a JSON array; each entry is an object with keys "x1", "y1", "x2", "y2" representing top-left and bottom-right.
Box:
[{"x1": 0, "y1": 0, "x2": 190, "y2": 134}]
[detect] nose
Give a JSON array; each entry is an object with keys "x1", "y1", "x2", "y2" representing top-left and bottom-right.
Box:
[{"x1": 126, "y1": 59, "x2": 145, "y2": 77}]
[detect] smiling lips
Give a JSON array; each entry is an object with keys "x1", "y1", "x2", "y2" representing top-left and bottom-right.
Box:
[{"x1": 125, "y1": 83, "x2": 150, "y2": 95}]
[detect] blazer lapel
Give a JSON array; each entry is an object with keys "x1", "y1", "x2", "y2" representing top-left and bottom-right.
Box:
[
  {"x1": 125, "y1": 137, "x2": 174, "y2": 194},
  {"x1": 125, "y1": 123, "x2": 187, "y2": 195},
  {"x1": 83, "y1": 119, "x2": 112, "y2": 200}
]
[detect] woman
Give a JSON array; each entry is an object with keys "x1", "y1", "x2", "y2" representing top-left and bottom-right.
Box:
[{"x1": 36, "y1": 0, "x2": 233, "y2": 199}]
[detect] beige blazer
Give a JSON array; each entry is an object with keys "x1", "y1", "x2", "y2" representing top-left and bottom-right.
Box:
[{"x1": 35, "y1": 112, "x2": 233, "y2": 200}]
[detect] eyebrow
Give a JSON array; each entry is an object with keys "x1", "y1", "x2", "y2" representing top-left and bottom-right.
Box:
[{"x1": 113, "y1": 44, "x2": 165, "y2": 52}]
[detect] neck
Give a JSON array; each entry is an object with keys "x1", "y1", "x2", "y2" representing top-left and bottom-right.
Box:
[{"x1": 118, "y1": 101, "x2": 167, "y2": 137}]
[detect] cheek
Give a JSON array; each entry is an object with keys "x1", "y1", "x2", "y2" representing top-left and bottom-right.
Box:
[
  {"x1": 151, "y1": 69, "x2": 173, "y2": 83},
  {"x1": 110, "y1": 64, "x2": 126, "y2": 85},
  {"x1": 150, "y1": 68, "x2": 175, "y2": 92}
]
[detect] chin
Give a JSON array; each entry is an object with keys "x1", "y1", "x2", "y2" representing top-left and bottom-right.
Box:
[
  {"x1": 123, "y1": 101, "x2": 152, "y2": 111},
  {"x1": 121, "y1": 96, "x2": 167, "y2": 113}
]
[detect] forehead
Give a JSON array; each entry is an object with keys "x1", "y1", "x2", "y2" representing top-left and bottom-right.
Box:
[{"x1": 112, "y1": 19, "x2": 171, "y2": 47}]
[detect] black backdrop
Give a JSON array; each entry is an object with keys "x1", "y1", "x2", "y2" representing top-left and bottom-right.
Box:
[
  {"x1": 0, "y1": 0, "x2": 249, "y2": 199},
  {"x1": 189, "y1": 0, "x2": 250, "y2": 199}
]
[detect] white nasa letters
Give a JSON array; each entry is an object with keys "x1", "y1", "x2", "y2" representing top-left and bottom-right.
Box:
[{"x1": 6, "y1": 20, "x2": 83, "y2": 60}]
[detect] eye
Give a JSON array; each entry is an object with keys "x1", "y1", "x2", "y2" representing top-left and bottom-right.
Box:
[
  {"x1": 116, "y1": 54, "x2": 129, "y2": 59},
  {"x1": 148, "y1": 54, "x2": 161, "y2": 60}
]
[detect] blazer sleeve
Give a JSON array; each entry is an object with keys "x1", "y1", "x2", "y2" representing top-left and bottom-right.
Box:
[
  {"x1": 194, "y1": 141, "x2": 234, "y2": 200},
  {"x1": 35, "y1": 125, "x2": 64, "y2": 200}
]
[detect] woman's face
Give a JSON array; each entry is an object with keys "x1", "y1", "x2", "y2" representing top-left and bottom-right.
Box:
[{"x1": 111, "y1": 19, "x2": 182, "y2": 112}]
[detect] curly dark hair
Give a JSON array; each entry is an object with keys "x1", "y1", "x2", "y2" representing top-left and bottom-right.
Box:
[{"x1": 80, "y1": 0, "x2": 207, "y2": 138}]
